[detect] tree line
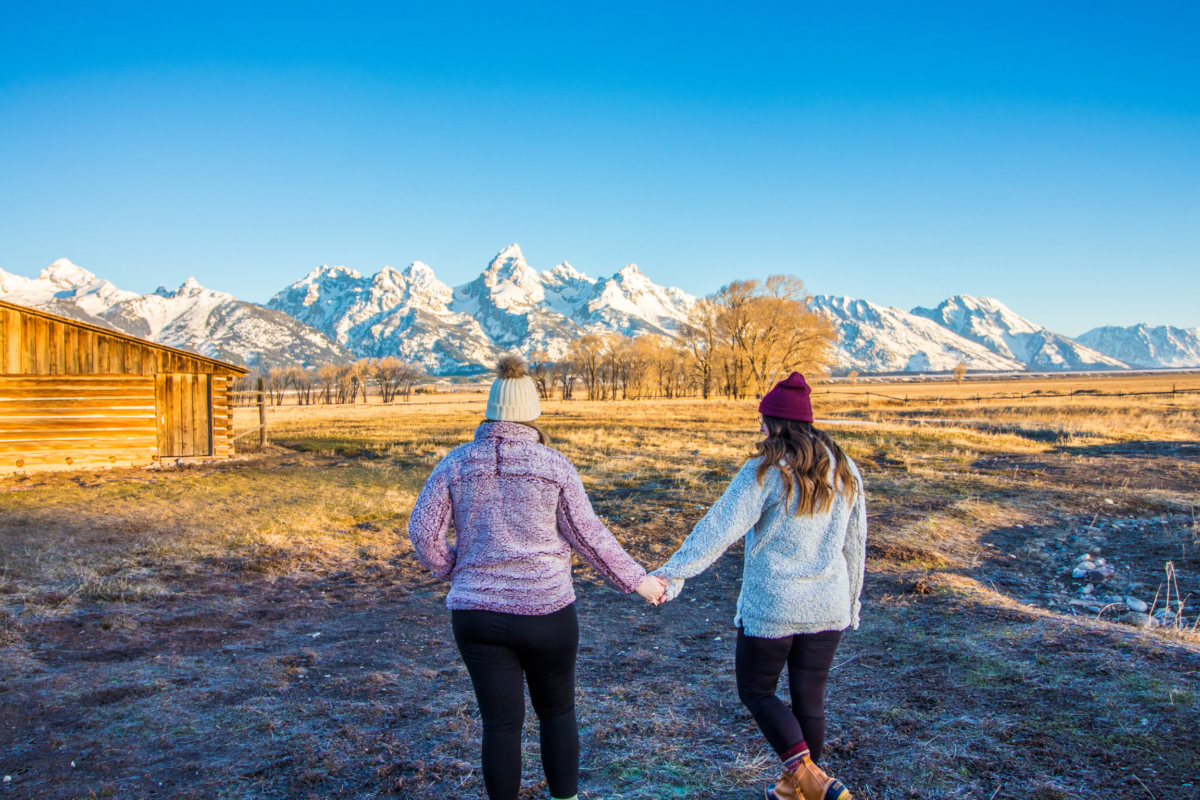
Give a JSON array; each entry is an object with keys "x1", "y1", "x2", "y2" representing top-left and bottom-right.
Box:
[
  {"x1": 237, "y1": 275, "x2": 838, "y2": 405},
  {"x1": 235, "y1": 357, "x2": 426, "y2": 406},
  {"x1": 546, "y1": 276, "x2": 837, "y2": 401}
]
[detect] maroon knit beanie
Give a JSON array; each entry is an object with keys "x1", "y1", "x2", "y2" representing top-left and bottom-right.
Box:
[{"x1": 758, "y1": 372, "x2": 814, "y2": 422}]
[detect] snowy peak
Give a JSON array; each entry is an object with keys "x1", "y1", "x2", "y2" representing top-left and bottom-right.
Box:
[
  {"x1": 812, "y1": 295, "x2": 1026, "y2": 373},
  {"x1": 269, "y1": 245, "x2": 699, "y2": 372},
  {"x1": 542, "y1": 261, "x2": 588, "y2": 283},
  {"x1": 1077, "y1": 324, "x2": 1200, "y2": 368},
  {"x1": 0, "y1": 259, "x2": 348, "y2": 368},
  {"x1": 465, "y1": 244, "x2": 546, "y2": 311},
  {"x1": 540, "y1": 261, "x2": 595, "y2": 316},
  {"x1": 576, "y1": 263, "x2": 696, "y2": 333},
  {"x1": 1, "y1": 258, "x2": 141, "y2": 312},
  {"x1": 301, "y1": 264, "x2": 363, "y2": 283},
  {"x1": 913, "y1": 295, "x2": 1127, "y2": 370},
  {"x1": 38, "y1": 258, "x2": 96, "y2": 288}
]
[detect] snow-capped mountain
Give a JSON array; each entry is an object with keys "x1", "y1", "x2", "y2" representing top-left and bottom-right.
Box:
[
  {"x1": 269, "y1": 244, "x2": 697, "y2": 373},
  {"x1": 0, "y1": 259, "x2": 350, "y2": 368},
  {"x1": 14, "y1": 251, "x2": 1194, "y2": 377},
  {"x1": 268, "y1": 261, "x2": 498, "y2": 374},
  {"x1": 811, "y1": 296, "x2": 1026, "y2": 373},
  {"x1": 912, "y1": 295, "x2": 1127, "y2": 371},
  {"x1": 1076, "y1": 324, "x2": 1200, "y2": 369}
]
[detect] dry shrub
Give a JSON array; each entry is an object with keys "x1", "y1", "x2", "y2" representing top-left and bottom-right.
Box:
[{"x1": 867, "y1": 540, "x2": 949, "y2": 569}]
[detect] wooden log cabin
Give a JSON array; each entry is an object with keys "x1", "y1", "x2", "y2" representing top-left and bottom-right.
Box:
[{"x1": 0, "y1": 299, "x2": 250, "y2": 475}]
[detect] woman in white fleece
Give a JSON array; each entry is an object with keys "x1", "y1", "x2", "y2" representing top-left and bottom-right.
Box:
[{"x1": 653, "y1": 373, "x2": 866, "y2": 800}]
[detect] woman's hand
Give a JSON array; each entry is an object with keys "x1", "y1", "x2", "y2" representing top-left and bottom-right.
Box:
[{"x1": 636, "y1": 575, "x2": 668, "y2": 605}]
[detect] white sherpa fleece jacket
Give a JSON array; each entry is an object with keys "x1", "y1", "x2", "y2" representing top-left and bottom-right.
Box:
[{"x1": 653, "y1": 456, "x2": 867, "y2": 638}]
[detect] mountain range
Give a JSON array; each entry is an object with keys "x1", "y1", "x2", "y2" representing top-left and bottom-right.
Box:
[
  {"x1": 266, "y1": 244, "x2": 695, "y2": 374},
  {"x1": 2, "y1": 246, "x2": 1197, "y2": 374},
  {"x1": 0, "y1": 259, "x2": 350, "y2": 367}
]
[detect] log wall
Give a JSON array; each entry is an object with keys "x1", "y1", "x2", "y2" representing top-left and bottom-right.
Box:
[
  {"x1": 0, "y1": 375, "x2": 158, "y2": 473},
  {"x1": 0, "y1": 303, "x2": 235, "y2": 377},
  {"x1": 0, "y1": 300, "x2": 246, "y2": 474}
]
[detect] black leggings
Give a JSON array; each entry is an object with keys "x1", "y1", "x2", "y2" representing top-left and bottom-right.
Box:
[
  {"x1": 736, "y1": 627, "x2": 843, "y2": 763},
  {"x1": 451, "y1": 604, "x2": 579, "y2": 800}
]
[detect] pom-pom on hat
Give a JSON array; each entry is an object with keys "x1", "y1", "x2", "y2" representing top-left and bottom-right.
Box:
[
  {"x1": 758, "y1": 372, "x2": 814, "y2": 422},
  {"x1": 486, "y1": 355, "x2": 542, "y2": 422}
]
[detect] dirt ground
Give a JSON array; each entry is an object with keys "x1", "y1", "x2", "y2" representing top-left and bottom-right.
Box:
[{"x1": 2, "y1": 396, "x2": 1199, "y2": 799}]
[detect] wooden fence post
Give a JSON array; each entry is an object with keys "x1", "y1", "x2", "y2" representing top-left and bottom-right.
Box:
[{"x1": 257, "y1": 376, "x2": 267, "y2": 447}]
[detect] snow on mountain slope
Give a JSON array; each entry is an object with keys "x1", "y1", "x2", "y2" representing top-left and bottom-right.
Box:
[
  {"x1": 540, "y1": 262, "x2": 596, "y2": 317},
  {"x1": 0, "y1": 260, "x2": 350, "y2": 368},
  {"x1": 271, "y1": 245, "x2": 699, "y2": 373},
  {"x1": 449, "y1": 244, "x2": 574, "y2": 350},
  {"x1": 1077, "y1": 324, "x2": 1200, "y2": 368},
  {"x1": 0, "y1": 259, "x2": 142, "y2": 327},
  {"x1": 269, "y1": 260, "x2": 500, "y2": 373},
  {"x1": 812, "y1": 296, "x2": 1025, "y2": 373},
  {"x1": 912, "y1": 295, "x2": 1128, "y2": 371},
  {"x1": 573, "y1": 264, "x2": 696, "y2": 335}
]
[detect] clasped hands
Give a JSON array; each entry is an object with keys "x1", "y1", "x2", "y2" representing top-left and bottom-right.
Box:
[{"x1": 635, "y1": 575, "x2": 670, "y2": 606}]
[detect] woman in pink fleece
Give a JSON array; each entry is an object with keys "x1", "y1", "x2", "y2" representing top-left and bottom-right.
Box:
[{"x1": 408, "y1": 356, "x2": 666, "y2": 800}]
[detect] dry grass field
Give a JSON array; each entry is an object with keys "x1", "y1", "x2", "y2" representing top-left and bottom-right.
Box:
[{"x1": 3, "y1": 372, "x2": 1200, "y2": 799}]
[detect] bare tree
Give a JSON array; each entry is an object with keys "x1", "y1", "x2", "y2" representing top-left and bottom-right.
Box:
[
  {"x1": 334, "y1": 364, "x2": 355, "y2": 404},
  {"x1": 316, "y1": 364, "x2": 339, "y2": 404},
  {"x1": 528, "y1": 350, "x2": 553, "y2": 400},
  {"x1": 550, "y1": 359, "x2": 576, "y2": 400},
  {"x1": 371, "y1": 356, "x2": 405, "y2": 403},
  {"x1": 568, "y1": 334, "x2": 613, "y2": 401},
  {"x1": 288, "y1": 366, "x2": 316, "y2": 405},
  {"x1": 266, "y1": 367, "x2": 290, "y2": 406},
  {"x1": 953, "y1": 362, "x2": 967, "y2": 385},
  {"x1": 347, "y1": 359, "x2": 371, "y2": 403},
  {"x1": 396, "y1": 362, "x2": 424, "y2": 402},
  {"x1": 677, "y1": 299, "x2": 722, "y2": 400}
]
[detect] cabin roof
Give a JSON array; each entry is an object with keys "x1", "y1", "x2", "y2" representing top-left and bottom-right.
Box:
[{"x1": 0, "y1": 298, "x2": 251, "y2": 376}]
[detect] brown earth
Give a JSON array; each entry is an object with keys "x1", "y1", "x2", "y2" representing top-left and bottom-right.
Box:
[{"x1": 2, "y1": 398, "x2": 1199, "y2": 800}]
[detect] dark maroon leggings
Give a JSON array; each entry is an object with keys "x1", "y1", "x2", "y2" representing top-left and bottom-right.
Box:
[{"x1": 735, "y1": 627, "x2": 843, "y2": 763}]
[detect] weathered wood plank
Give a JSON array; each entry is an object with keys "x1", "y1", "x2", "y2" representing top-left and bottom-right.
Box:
[
  {"x1": 23, "y1": 316, "x2": 35, "y2": 373},
  {"x1": 180, "y1": 375, "x2": 194, "y2": 457},
  {"x1": 198, "y1": 374, "x2": 212, "y2": 455},
  {"x1": 155, "y1": 374, "x2": 167, "y2": 457},
  {"x1": 1, "y1": 309, "x2": 12, "y2": 372},
  {"x1": 0, "y1": 421, "x2": 157, "y2": 434},
  {"x1": 0, "y1": 374, "x2": 155, "y2": 384},
  {"x1": 0, "y1": 406, "x2": 155, "y2": 418},
  {"x1": 0, "y1": 398, "x2": 156, "y2": 411},
  {"x1": 0, "y1": 438, "x2": 158, "y2": 450},
  {"x1": 51, "y1": 321, "x2": 66, "y2": 374}
]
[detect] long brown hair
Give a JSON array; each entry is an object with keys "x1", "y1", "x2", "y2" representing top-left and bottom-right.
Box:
[
  {"x1": 483, "y1": 419, "x2": 552, "y2": 446},
  {"x1": 753, "y1": 415, "x2": 859, "y2": 515}
]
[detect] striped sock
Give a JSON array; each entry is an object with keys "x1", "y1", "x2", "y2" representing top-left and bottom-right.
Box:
[{"x1": 781, "y1": 741, "x2": 810, "y2": 773}]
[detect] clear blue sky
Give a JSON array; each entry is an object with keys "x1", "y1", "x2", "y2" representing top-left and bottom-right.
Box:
[{"x1": 2, "y1": 2, "x2": 1197, "y2": 335}]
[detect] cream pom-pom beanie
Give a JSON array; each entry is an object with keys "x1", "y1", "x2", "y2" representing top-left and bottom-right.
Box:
[{"x1": 486, "y1": 356, "x2": 541, "y2": 422}]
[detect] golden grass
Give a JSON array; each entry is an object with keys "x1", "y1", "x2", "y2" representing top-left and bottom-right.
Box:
[
  {"x1": 0, "y1": 460, "x2": 418, "y2": 608},
  {"x1": 5, "y1": 376, "x2": 1196, "y2": 618},
  {"x1": 817, "y1": 372, "x2": 1200, "y2": 441}
]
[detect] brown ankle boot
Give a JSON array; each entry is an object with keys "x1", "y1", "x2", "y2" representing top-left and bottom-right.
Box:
[
  {"x1": 766, "y1": 754, "x2": 852, "y2": 800},
  {"x1": 765, "y1": 769, "x2": 799, "y2": 800}
]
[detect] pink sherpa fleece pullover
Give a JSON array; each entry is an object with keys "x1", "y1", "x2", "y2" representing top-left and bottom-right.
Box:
[{"x1": 408, "y1": 421, "x2": 647, "y2": 615}]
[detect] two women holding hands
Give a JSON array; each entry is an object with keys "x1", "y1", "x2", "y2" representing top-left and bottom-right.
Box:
[{"x1": 408, "y1": 357, "x2": 866, "y2": 800}]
